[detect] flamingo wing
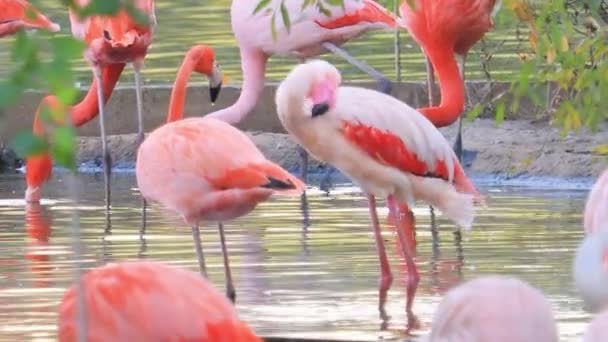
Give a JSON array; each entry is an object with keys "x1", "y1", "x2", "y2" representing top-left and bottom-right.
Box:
[
  {"x1": 0, "y1": 0, "x2": 60, "y2": 36},
  {"x1": 314, "y1": 0, "x2": 402, "y2": 29}
]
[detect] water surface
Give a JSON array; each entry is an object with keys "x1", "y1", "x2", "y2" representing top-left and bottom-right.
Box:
[{"x1": 0, "y1": 171, "x2": 593, "y2": 341}]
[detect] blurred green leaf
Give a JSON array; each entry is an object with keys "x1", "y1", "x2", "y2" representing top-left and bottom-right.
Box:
[
  {"x1": 50, "y1": 126, "x2": 77, "y2": 171},
  {"x1": 10, "y1": 132, "x2": 48, "y2": 159}
]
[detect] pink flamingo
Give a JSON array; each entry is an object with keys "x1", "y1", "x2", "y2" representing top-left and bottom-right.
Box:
[
  {"x1": 68, "y1": 0, "x2": 157, "y2": 211},
  {"x1": 209, "y1": 0, "x2": 403, "y2": 187},
  {"x1": 0, "y1": 0, "x2": 60, "y2": 37},
  {"x1": 583, "y1": 309, "x2": 608, "y2": 342},
  {"x1": 58, "y1": 261, "x2": 262, "y2": 341},
  {"x1": 424, "y1": 276, "x2": 558, "y2": 341},
  {"x1": 275, "y1": 59, "x2": 482, "y2": 327},
  {"x1": 573, "y1": 169, "x2": 608, "y2": 313},
  {"x1": 136, "y1": 45, "x2": 305, "y2": 302}
]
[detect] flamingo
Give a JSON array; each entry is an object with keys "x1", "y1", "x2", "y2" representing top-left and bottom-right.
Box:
[
  {"x1": 0, "y1": 0, "x2": 60, "y2": 37},
  {"x1": 275, "y1": 59, "x2": 482, "y2": 327},
  {"x1": 58, "y1": 261, "x2": 262, "y2": 341},
  {"x1": 399, "y1": 0, "x2": 501, "y2": 161},
  {"x1": 573, "y1": 169, "x2": 608, "y2": 313},
  {"x1": 424, "y1": 276, "x2": 558, "y2": 342},
  {"x1": 68, "y1": 0, "x2": 157, "y2": 212},
  {"x1": 136, "y1": 45, "x2": 305, "y2": 302},
  {"x1": 583, "y1": 309, "x2": 608, "y2": 342},
  {"x1": 25, "y1": 202, "x2": 52, "y2": 288},
  {"x1": 208, "y1": 0, "x2": 403, "y2": 189},
  {"x1": 25, "y1": 65, "x2": 125, "y2": 203}
]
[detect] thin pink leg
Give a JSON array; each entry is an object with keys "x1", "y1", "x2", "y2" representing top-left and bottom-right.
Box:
[
  {"x1": 388, "y1": 200, "x2": 420, "y2": 330},
  {"x1": 366, "y1": 194, "x2": 393, "y2": 320}
]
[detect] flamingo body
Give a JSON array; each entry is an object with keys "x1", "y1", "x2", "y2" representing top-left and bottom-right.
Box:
[
  {"x1": 424, "y1": 276, "x2": 558, "y2": 342},
  {"x1": 0, "y1": 0, "x2": 60, "y2": 37},
  {"x1": 58, "y1": 261, "x2": 261, "y2": 342},
  {"x1": 583, "y1": 310, "x2": 608, "y2": 342},
  {"x1": 136, "y1": 116, "x2": 304, "y2": 225},
  {"x1": 584, "y1": 168, "x2": 608, "y2": 234}
]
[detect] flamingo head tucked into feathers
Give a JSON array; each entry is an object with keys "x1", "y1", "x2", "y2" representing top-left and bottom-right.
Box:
[
  {"x1": 276, "y1": 59, "x2": 341, "y2": 121},
  {"x1": 573, "y1": 229, "x2": 608, "y2": 313}
]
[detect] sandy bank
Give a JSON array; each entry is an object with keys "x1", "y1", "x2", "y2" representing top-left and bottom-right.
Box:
[{"x1": 71, "y1": 118, "x2": 607, "y2": 180}]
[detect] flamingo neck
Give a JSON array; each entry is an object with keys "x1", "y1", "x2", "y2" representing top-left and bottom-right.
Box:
[
  {"x1": 166, "y1": 51, "x2": 198, "y2": 123},
  {"x1": 206, "y1": 48, "x2": 267, "y2": 124},
  {"x1": 417, "y1": 48, "x2": 464, "y2": 128},
  {"x1": 71, "y1": 64, "x2": 125, "y2": 127}
]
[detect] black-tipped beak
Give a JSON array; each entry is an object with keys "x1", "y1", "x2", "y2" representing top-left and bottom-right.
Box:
[
  {"x1": 103, "y1": 30, "x2": 111, "y2": 40},
  {"x1": 311, "y1": 103, "x2": 330, "y2": 117},
  {"x1": 209, "y1": 83, "x2": 222, "y2": 104}
]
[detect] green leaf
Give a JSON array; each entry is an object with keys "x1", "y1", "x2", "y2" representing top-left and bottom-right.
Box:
[
  {"x1": 465, "y1": 104, "x2": 484, "y2": 123},
  {"x1": 10, "y1": 131, "x2": 48, "y2": 158},
  {"x1": 50, "y1": 126, "x2": 77, "y2": 171},
  {"x1": 253, "y1": 0, "x2": 272, "y2": 14},
  {"x1": 280, "y1": 1, "x2": 291, "y2": 33},
  {"x1": 495, "y1": 101, "x2": 505, "y2": 126}
]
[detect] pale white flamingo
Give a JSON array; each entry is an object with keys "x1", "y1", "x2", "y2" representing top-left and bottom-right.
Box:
[
  {"x1": 275, "y1": 59, "x2": 483, "y2": 327},
  {"x1": 423, "y1": 276, "x2": 558, "y2": 342},
  {"x1": 207, "y1": 0, "x2": 403, "y2": 187},
  {"x1": 583, "y1": 309, "x2": 608, "y2": 342}
]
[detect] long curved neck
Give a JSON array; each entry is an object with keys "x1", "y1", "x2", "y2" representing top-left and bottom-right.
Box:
[
  {"x1": 418, "y1": 47, "x2": 464, "y2": 128},
  {"x1": 206, "y1": 48, "x2": 268, "y2": 124},
  {"x1": 166, "y1": 51, "x2": 198, "y2": 123}
]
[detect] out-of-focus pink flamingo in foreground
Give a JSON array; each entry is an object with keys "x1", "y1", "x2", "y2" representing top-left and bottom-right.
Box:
[
  {"x1": 573, "y1": 168, "x2": 608, "y2": 313},
  {"x1": 0, "y1": 0, "x2": 60, "y2": 37},
  {"x1": 136, "y1": 45, "x2": 304, "y2": 302},
  {"x1": 583, "y1": 309, "x2": 608, "y2": 342},
  {"x1": 58, "y1": 261, "x2": 262, "y2": 341},
  {"x1": 275, "y1": 59, "x2": 482, "y2": 328},
  {"x1": 68, "y1": 0, "x2": 156, "y2": 211},
  {"x1": 210, "y1": 0, "x2": 403, "y2": 187},
  {"x1": 424, "y1": 276, "x2": 558, "y2": 342}
]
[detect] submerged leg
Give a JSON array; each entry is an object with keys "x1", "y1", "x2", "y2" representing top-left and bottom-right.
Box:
[
  {"x1": 218, "y1": 222, "x2": 236, "y2": 303},
  {"x1": 322, "y1": 42, "x2": 392, "y2": 94},
  {"x1": 93, "y1": 67, "x2": 112, "y2": 213},
  {"x1": 133, "y1": 61, "x2": 145, "y2": 147},
  {"x1": 388, "y1": 200, "x2": 420, "y2": 330},
  {"x1": 424, "y1": 56, "x2": 440, "y2": 238},
  {"x1": 191, "y1": 224, "x2": 207, "y2": 277},
  {"x1": 367, "y1": 194, "x2": 393, "y2": 321}
]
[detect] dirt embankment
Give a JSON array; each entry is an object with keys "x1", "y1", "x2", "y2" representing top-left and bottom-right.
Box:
[{"x1": 71, "y1": 118, "x2": 608, "y2": 179}]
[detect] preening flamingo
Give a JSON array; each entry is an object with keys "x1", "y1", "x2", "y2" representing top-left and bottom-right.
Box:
[
  {"x1": 136, "y1": 45, "x2": 304, "y2": 302},
  {"x1": 275, "y1": 59, "x2": 482, "y2": 327},
  {"x1": 0, "y1": 0, "x2": 60, "y2": 37},
  {"x1": 58, "y1": 261, "x2": 262, "y2": 341},
  {"x1": 68, "y1": 0, "x2": 157, "y2": 211},
  {"x1": 424, "y1": 276, "x2": 558, "y2": 342},
  {"x1": 209, "y1": 0, "x2": 403, "y2": 187},
  {"x1": 399, "y1": 0, "x2": 501, "y2": 161},
  {"x1": 573, "y1": 169, "x2": 608, "y2": 313},
  {"x1": 25, "y1": 65, "x2": 125, "y2": 203}
]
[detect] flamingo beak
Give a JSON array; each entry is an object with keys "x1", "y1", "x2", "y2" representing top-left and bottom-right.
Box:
[
  {"x1": 310, "y1": 78, "x2": 335, "y2": 117},
  {"x1": 209, "y1": 62, "x2": 223, "y2": 104}
]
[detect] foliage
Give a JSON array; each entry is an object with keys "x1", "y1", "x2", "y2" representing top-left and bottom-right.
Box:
[
  {"x1": 254, "y1": 0, "x2": 607, "y2": 134},
  {"x1": 1, "y1": 0, "x2": 147, "y2": 171}
]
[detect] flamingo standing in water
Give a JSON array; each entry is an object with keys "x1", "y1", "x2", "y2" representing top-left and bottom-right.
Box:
[
  {"x1": 58, "y1": 261, "x2": 262, "y2": 341},
  {"x1": 0, "y1": 0, "x2": 60, "y2": 37},
  {"x1": 68, "y1": 0, "x2": 156, "y2": 211},
  {"x1": 573, "y1": 168, "x2": 608, "y2": 313},
  {"x1": 275, "y1": 60, "x2": 482, "y2": 327},
  {"x1": 136, "y1": 45, "x2": 305, "y2": 302},
  {"x1": 208, "y1": 0, "x2": 403, "y2": 188}
]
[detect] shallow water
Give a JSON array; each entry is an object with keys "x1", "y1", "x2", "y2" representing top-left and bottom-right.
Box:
[
  {"x1": 0, "y1": 170, "x2": 594, "y2": 341},
  {"x1": 0, "y1": 1, "x2": 531, "y2": 84}
]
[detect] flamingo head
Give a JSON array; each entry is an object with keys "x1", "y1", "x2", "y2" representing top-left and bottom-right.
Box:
[
  {"x1": 277, "y1": 59, "x2": 341, "y2": 121},
  {"x1": 186, "y1": 45, "x2": 225, "y2": 104},
  {"x1": 573, "y1": 229, "x2": 608, "y2": 313}
]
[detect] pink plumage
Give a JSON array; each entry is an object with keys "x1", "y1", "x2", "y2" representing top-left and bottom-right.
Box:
[
  {"x1": 275, "y1": 59, "x2": 482, "y2": 328},
  {"x1": 583, "y1": 309, "x2": 608, "y2": 342},
  {"x1": 584, "y1": 168, "x2": 608, "y2": 234},
  {"x1": 58, "y1": 261, "x2": 262, "y2": 341}
]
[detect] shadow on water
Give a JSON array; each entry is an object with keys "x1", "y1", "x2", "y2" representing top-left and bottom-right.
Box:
[{"x1": 0, "y1": 171, "x2": 595, "y2": 341}]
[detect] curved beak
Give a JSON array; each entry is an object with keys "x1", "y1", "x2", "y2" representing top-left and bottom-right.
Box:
[{"x1": 209, "y1": 62, "x2": 223, "y2": 104}]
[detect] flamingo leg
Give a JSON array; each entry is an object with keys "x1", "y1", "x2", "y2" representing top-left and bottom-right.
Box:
[
  {"x1": 218, "y1": 222, "x2": 236, "y2": 303},
  {"x1": 424, "y1": 55, "x2": 440, "y2": 238},
  {"x1": 191, "y1": 224, "x2": 207, "y2": 277},
  {"x1": 366, "y1": 194, "x2": 393, "y2": 321},
  {"x1": 322, "y1": 42, "x2": 393, "y2": 94},
  {"x1": 297, "y1": 145, "x2": 309, "y2": 183},
  {"x1": 93, "y1": 67, "x2": 112, "y2": 213},
  {"x1": 140, "y1": 197, "x2": 147, "y2": 237},
  {"x1": 453, "y1": 53, "x2": 467, "y2": 163},
  {"x1": 387, "y1": 199, "x2": 420, "y2": 329},
  {"x1": 133, "y1": 62, "x2": 145, "y2": 147}
]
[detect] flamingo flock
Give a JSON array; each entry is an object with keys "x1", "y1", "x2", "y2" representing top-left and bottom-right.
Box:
[{"x1": 2, "y1": 0, "x2": 607, "y2": 340}]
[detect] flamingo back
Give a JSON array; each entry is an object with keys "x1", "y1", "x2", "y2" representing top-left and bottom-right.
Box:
[
  {"x1": 584, "y1": 168, "x2": 608, "y2": 234},
  {"x1": 58, "y1": 261, "x2": 261, "y2": 342},
  {"x1": 0, "y1": 0, "x2": 60, "y2": 36}
]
